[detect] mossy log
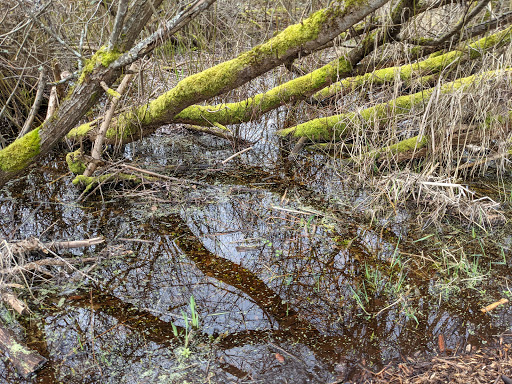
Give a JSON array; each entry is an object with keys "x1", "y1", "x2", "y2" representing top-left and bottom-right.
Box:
[
  {"x1": 360, "y1": 135, "x2": 428, "y2": 161},
  {"x1": 278, "y1": 69, "x2": 512, "y2": 141},
  {"x1": 0, "y1": 0, "x2": 212, "y2": 188},
  {"x1": 66, "y1": 0, "x2": 391, "y2": 145},
  {"x1": 173, "y1": 0, "x2": 418, "y2": 127},
  {"x1": 0, "y1": 322, "x2": 46, "y2": 378},
  {"x1": 312, "y1": 25, "x2": 512, "y2": 102},
  {"x1": 66, "y1": 0, "x2": 419, "y2": 143}
]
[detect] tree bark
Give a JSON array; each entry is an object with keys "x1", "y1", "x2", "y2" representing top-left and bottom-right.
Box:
[
  {"x1": 312, "y1": 25, "x2": 512, "y2": 102},
  {"x1": 278, "y1": 69, "x2": 512, "y2": 141},
  {"x1": 67, "y1": 0, "x2": 394, "y2": 146},
  {"x1": 0, "y1": 0, "x2": 217, "y2": 188},
  {"x1": 0, "y1": 322, "x2": 46, "y2": 378}
]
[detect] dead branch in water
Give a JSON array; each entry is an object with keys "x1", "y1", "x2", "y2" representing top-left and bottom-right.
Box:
[{"x1": 0, "y1": 321, "x2": 46, "y2": 378}]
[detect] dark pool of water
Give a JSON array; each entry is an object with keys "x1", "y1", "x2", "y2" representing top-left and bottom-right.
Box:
[{"x1": 1, "y1": 128, "x2": 512, "y2": 383}]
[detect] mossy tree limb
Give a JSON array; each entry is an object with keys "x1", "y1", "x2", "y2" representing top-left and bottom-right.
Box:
[
  {"x1": 0, "y1": 0, "x2": 216, "y2": 188},
  {"x1": 66, "y1": 0, "x2": 392, "y2": 147},
  {"x1": 278, "y1": 69, "x2": 512, "y2": 141},
  {"x1": 353, "y1": 13, "x2": 512, "y2": 78},
  {"x1": 173, "y1": 0, "x2": 418, "y2": 127},
  {"x1": 69, "y1": 0, "x2": 416, "y2": 143},
  {"x1": 312, "y1": 25, "x2": 512, "y2": 102}
]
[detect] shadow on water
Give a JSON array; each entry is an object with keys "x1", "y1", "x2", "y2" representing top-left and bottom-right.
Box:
[{"x1": 1, "y1": 130, "x2": 512, "y2": 383}]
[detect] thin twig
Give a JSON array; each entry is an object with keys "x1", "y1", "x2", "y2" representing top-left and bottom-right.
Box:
[
  {"x1": 120, "y1": 163, "x2": 208, "y2": 186},
  {"x1": 221, "y1": 146, "x2": 253, "y2": 164},
  {"x1": 18, "y1": 66, "x2": 47, "y2": 138}
]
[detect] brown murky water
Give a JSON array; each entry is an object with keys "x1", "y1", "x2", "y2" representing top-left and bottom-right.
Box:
[{"x1": 1, "y1": 125, "x2": 512, "y2": 383}]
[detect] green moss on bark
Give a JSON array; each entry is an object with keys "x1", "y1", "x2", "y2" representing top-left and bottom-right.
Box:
[
  {"x1": 66, "y1": 149, "x2": 86, "y2": 174},
  {"x1": 313, "y1": 26, "x2": 512, "y2": 101},
  {"x1": 361, "y1": 135, "x2": 428, "y2": 161},
  {"x1": 281, "y1": 70, "x2": 509, "y2": 140},
  {"x1": 67, "y1": 122, "x2": 94, "y2": 140},
  {"x1": 99, "y1": 4, "x2": 336, "y2": 136},
  {"x1": 0, "y1": 128, "x2": 41, "y2": 172},
  {"x1": 78, "y1": 46, "x2": 121, "y2": 84},
  {"x1": 175, "y1": 56, "x2": 353, "y2": 125}
]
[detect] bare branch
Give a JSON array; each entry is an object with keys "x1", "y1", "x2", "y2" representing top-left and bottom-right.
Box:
[
  {"x1": 15, "y1": 0, "x2": 84, "y2": 59},
  {"x1": 408, "y1": 0, "x2": 491, "y2": 46},
  {"x1": 118, "y1": 0, "x2": 165, "y2": 50},
  {"x1": 18, "y1": 66, "x2": 46, "y2": 138},
  {"x1": 108, "y1": 0, "x2": 129, "y2": 50},
  {"x1": 113, "y1": 0, "x2": 217, "y2": 70}
]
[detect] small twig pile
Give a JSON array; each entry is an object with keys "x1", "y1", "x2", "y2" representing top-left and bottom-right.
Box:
[
  {"x1": 370, "y1": 170, "x2": 504, "y2": 227},
  {"x1": 0, "y1": 237, "x2": 105, "y2": 312}
]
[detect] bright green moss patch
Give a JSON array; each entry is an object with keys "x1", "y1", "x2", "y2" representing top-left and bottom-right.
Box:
[
  {"x1": 0, "y1": 128, "x2": 41, "y2": 172},
  {"x1": 282, "y1": 69, "x2": 511, "y2": 141},
  {"x1": 66, "y1": 149, "x2": 86, "y2": 175},
  {"x1": 175, "y1": 56, "x2": 353, "y2": 126},
  {"x1": 314, "y1": 26, "x2": 512, "y2": 102},
  {"x1": 78, "y1": 46, "x2": 121, "y2": 83},
  {"x1": 105, "y1": 87, "x2": 121, "y2": 98},
  {"x1": 67, "y1": 122, "x2": 94, "y2": 140},
  {"x1": 362, "y1": 135, "x2": 428, "y2": 161}
]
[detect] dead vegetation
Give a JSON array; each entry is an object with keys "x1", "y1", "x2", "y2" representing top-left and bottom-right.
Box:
[{"x1": 348, "y1": 335, "x2": 512, "y2": 383}]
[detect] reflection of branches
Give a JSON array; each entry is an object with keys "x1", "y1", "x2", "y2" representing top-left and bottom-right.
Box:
[
  {"x1": 67, "y1": 291, "x2": 348, "y2": 378},
  {"x1": 67, "y1": 292, "x2": 248, "y2": 379},
  {"x1": 172, "y1": 217, "x2": 342, "y2": 365}
]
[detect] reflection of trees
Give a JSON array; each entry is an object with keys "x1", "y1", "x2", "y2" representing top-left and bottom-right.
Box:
[
  {"x1": 173, "y1": 215, "x2": 345, "y2": 366},
  {"x1": 4, "y1": 167, "x2": 509, "y2": 380},
  {"x1": 179, "y1": 201, "x2": 509, "y2": 367},
  {"x1": 52, "y1": 213, "x2": 345, "y2": 379}
]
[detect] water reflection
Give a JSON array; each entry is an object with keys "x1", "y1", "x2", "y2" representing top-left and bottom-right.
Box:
[{"x1": 0, "y1": 160, "x2": 511, "y2": 382}]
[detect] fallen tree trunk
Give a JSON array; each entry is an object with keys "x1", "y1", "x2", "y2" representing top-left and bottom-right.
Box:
[
  {"x1": 352, "y1": 10, "x2": 512, "y2": 77},
  {"x1": 277, "y1": 69, "x2": 512, "y2": 141},
  {"x1": 0, "y1": 0, "x2": 216, "y2": 188},
  {"x1": 173, "y1": 0, "x2": 417, "y2": 127},
  {"x1": 64, "y1": 0, "x2": 392, "y2": 147},
  {"x1": 67, "y1": 0, "x2": 415, "y2": 142},
  {"x1": 312, "y1": 25, "x2": 512, "y2": 102},
  {"x1": 65, "y1": 3, "x2": 510, "y2": 152}
]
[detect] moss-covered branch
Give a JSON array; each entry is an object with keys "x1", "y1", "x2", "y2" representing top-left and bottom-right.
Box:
[
  {"x1": 66, "y1": 0, "x2": 391, "y2": 145},
  {"x1": 69, "y1": 0, "x2": 416, "y2": 141},
  {"x1": 312, "y1": 25, "x2": 512, "y2": 102},
  {"x1": 0, "y1": 1, "x2": 216, "y2": 188},
  {"x1": 278, "y1": 69, "x2": 512, "y2": 141},
  {"x1": 174, "y1": 0, "x2": 418, "y2": 126},
  {"x1": 0, "y1": 128, "x2": 41, "y2": 172},
  {"x1": 362, "y1": 135, "x2": 428, "y2": 161}
]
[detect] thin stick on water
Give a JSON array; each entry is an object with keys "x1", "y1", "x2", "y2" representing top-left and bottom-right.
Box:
[{"x1": 221, "y1": 146, "x2": 253, "y2": 164}]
